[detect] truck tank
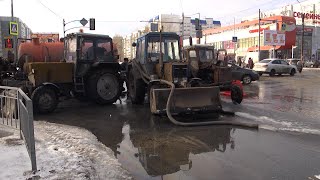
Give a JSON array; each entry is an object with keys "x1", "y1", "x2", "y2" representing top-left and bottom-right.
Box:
[{"x1": 18, "y1": 38, "x2": 64, "y2": 68}]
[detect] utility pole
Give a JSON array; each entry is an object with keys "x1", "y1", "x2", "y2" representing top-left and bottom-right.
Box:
[
  {"x1": 234, "y1": 17, "x2": 236, "y2": 58},
  {"x1": 182, "y1": 13, "x2": 184, "y2": 48},
  {"x1": 11, "y1": 0, "x2": 18, "y2": 63},
  {"x1": 11, "y1": 0, "x2": 13, "y2": 21},
  {"x1": 197, "y1": 13, "x2": 201, "y2": 44},
  {"x1": 301, "y1": 14, "x2": 305, "y2": 65},
  {"x1": 258, "y1": 9, "x2": 261, "y2": 61}
]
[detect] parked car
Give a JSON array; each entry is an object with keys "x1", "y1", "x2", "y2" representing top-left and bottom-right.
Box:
[
  {"x1": 253, "y1": 58, "x2": 298, "y2": 76},
  {"x1": 286, "y1": 58, "x2": 302, "y2": 72},
  {"x1": 228, "y1": 63, "x2": 260, "y2": 85},
  {"x1": 304, "y1": 60, "x2": 319, "y2": 68}
]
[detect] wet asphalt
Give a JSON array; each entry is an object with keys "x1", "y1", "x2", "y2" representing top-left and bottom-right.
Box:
[{"x1": 36, "y1": 68, "x2": 320, "y2": 180}]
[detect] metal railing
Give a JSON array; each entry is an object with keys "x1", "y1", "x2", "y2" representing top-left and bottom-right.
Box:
[{"x1": 0, "y1": 86, "x2": 37, "y2": 171}]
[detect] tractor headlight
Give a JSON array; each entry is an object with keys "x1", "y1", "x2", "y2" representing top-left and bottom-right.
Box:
[{"x1": 182, "y1": 77, "x2": 188, "y2": 82}]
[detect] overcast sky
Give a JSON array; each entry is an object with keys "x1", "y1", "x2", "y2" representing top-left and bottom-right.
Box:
[{"x1": 0, "y1": 0, "x2": 301, "y2": 37}]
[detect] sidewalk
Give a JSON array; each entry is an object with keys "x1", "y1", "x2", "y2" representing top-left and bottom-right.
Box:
[{"x1": 0, "y1": 122, "x2": 132, "y2": 180}]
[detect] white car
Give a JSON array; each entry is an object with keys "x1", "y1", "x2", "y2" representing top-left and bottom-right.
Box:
[{"x1": 253, "y1": 59, "x2": 298, "y2": 76}]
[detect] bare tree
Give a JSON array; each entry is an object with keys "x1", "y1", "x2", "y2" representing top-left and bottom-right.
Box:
[{"x1": 113, "y1": 35, "x2": 124, "y2": 62}]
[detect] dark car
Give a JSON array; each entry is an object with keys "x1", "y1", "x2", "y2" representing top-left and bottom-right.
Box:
[
  {"x1": 228, "y1": 63, "x2": 259, "y2": 85},
  {"x1": 305, "y1": 60, "x2": 320, "y2": 68}
]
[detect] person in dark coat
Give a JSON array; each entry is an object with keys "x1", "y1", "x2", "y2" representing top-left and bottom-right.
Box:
[
  {"x1": 121, "y1": 58, "x2": 129, "y2": 71},
  {"x1": 237, "y1": 57, "x2": 242, "y2": 67},
  {"x1": 248, "y1": 57, "x2": 254, "y2": 69}
]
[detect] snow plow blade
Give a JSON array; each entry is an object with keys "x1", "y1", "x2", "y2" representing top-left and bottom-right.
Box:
[{"x1": 150, "y1": 86, "x2": 222, "y2": 115}]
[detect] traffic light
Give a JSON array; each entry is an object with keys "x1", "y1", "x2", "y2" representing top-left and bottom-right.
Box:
[
  {"x1": 89, "y1": 18, "x2": 95, "y2": 30},
  {"x1": 4, "y1": 38, "x2": 13, "y2": 49}
]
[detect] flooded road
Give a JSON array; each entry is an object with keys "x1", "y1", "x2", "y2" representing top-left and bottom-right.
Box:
[{"x1": 36, "y1": 69, "x2": 320, "y2": 180}]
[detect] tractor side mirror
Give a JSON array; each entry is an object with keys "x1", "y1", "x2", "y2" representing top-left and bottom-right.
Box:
[{"x1": 132, "y1": 42, "x2": 137, "y2": 47}]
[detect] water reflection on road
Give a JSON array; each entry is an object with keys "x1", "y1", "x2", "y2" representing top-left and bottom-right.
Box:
[
  {"x1": 117, "y1": 116, "x2": 236, "y2": 179},
  {"x1": 36, "y1": 69, "x2": 320, "y2": 180}
]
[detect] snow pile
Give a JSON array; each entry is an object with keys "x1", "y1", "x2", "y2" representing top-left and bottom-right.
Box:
[
  {"x1": 0, "y1": 122, "x2": 132, "y2": 180},
  {"x1": 0, "y1": 133, "x2": 30, "y2": 180}
]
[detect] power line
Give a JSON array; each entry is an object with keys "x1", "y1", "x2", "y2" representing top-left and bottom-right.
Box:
[
  {"x1": 214, "y1": 0, "x2": 309, "y2": 21},
  {"x1": 37, "y1": 0, "x2": 63, "y2": 19}
]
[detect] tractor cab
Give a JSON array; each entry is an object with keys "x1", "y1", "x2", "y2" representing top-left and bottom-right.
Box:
[
  {"x1": 64, "y1": 33, "x2": 120, "y2": 77},
  {"x1": 132, "y1": 32, "x2": 188, "y2": 87},
  {"x1": 183, "y1": 45, "x2": 232, "y2": 85}
]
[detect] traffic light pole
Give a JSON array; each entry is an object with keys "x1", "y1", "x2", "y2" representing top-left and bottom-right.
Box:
[{"x1": 11, "y1": 0, "x2": 18, "y2": 63}]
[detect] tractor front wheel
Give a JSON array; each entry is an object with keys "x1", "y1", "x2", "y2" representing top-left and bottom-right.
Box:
[
  {"x1": 231, "y1": 85, "x2": 243, "y2": 105},
  {"x1": 31, "y1": 86, "x2": 58, "y2": 114},
  {"x1": 87, "y1": 70, "x2": 121, "y2": 105},
  {"x1": 128, "y1": 69, "x2": 146, "y2": 104}
]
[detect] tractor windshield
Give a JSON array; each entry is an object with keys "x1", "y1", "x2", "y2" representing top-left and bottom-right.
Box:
[
  {"x1": 66, "y1": 37, "x2": 77, "y2": 62},
  {"x1": 147, "y1": 37, "x2": 181, "y2": 62},
  {"x1": 198, "y1": 49, "x2": 213, "y2": 62}
]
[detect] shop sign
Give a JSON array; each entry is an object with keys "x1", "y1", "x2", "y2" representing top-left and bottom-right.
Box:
[
  {"x1": 249, "y1": 27, "x2": 270, "y2": 33},
  {"x1": 296, "y1": 27, "x2": 313, "y2": 36},
  {"x1": 293, "y1": 12, "x2": 320, "y2": 19}
]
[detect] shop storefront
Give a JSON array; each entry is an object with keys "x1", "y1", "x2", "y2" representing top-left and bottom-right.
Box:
[
  {"x1": 202, "y1": 16, "x2": 296, "y2": 61},
  {"x1": 242, "y1": 0, "x2": 320, "y2": 60}
]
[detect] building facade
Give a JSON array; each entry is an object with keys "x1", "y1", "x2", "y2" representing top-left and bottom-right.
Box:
[
  {"x1": 31, "y1": 33, "x2": 59, "y2": 43},
  {"x1": 122, "y1": 14, "x2": 221, "y2": 59},
  {"x1": 149, "y1": 14, "x2": 221, "y2": 39},
  {"x1": 0, "y1": 16, "x2": 32, "y2": 59},
  {"x1": 203, "y1": 16, "x2": 296, "y2": 61},
  {"x1": 242, "y1": 0, "x2": 320, "y2": 60}
]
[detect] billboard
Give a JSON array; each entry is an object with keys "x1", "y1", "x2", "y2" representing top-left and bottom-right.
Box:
[
  {"x1": 263, "y1": 30, "x2": 285, "y2": 46},
  {"x1": 31, "y1": 33, "x2": 59, "y2": 43}
]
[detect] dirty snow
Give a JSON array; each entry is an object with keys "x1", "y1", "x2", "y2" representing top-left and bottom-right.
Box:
[{"x1": 0, "y1": 121, "x2": 132, "y2": 180}]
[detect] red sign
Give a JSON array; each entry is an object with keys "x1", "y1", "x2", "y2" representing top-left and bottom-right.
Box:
[
  {"x1": 249, "y1": 27, "x2": 270, "y2": 33},
  {"x1": 293, "y1": 12, "x2": 320, "y2": 20}
]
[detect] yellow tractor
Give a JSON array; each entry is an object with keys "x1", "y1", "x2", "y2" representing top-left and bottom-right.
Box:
[
  {"x1": 127, "y1": 32, "x2": 247, "y2": 126},
  {"x1": 2, "y1": 33, "x2": 123, "y2": 113},
  {"x1": 182, "y1": 45, "x2": 243, "y2": 104}
]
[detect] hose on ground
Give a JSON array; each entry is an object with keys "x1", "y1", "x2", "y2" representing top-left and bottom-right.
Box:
[{"x1": 151, "y1": 79, "x2": 258, "y2": 128}]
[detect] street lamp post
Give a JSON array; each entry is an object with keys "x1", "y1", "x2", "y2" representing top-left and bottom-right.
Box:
[
  {"x1": 292, "y1": 45, "x2": 297, "y2": 58},
  {"x1": 258, "y1": 9, "x2": 260, "y2": 61}
]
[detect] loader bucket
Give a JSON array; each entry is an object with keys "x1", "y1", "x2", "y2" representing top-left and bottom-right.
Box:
[{"x1": 150, "y1": 86, "x2": 222, "y2": 115}]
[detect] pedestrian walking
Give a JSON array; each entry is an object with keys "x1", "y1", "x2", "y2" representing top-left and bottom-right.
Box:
[
  {"x1": 237, "y1": 57, "x2": 242, "y2": 67},
  {"x1": 248, "y1": 57, "x2": 254, "y2": 69},
  {"x1": 297, "y1": 60, "x2": 303, "y2": 73}
]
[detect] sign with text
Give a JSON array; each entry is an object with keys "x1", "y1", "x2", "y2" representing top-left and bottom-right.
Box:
[{"x1": 263, "y1": 30, "x2": 285, "y2": 46}]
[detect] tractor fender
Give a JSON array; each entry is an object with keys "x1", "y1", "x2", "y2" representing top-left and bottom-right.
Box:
[
  {"x1": 40, "y1": 82, "x2": 61, "y2": 95},
  {"x1": 92, "y1": 62, "x2": 121, "y2": 72},
  {"x1": 127, "y1": 62, "x2": 142, "y2": 79}
]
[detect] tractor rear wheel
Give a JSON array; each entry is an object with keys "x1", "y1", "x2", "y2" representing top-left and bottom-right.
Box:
[
  {"x1": 31, "y1": 86, "x2": 58, "y2": 114},
  {"x1": 128, "y1": 69, "x2": 146, "y2": 104},
  {"x1": 231, "y1": 85, "x2": 243, "y2": 105},
  {"x1": 87, "y1": 70, "x2": 121, "y2": 105}
]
